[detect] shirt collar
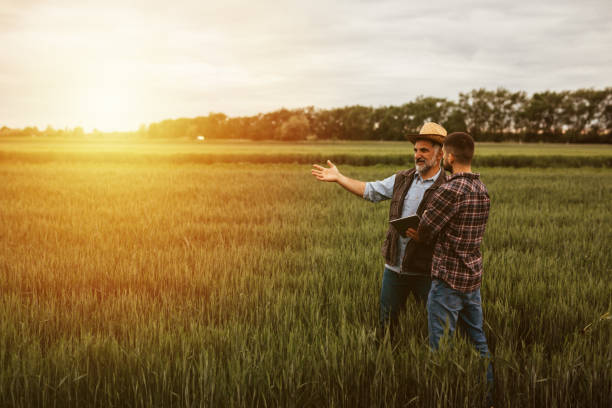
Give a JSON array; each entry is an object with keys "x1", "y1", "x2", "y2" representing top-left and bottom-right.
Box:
[
  {"x1": 448, "y1": 171, "x2": 480, "y2": 180},
  {"x1": 415, "y1": 167, "x2": 442, "y2": 183}
]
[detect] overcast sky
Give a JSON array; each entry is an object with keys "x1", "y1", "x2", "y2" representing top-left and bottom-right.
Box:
[{"x1": 1, "y1": 0, "x2": 611, "y2": 131}]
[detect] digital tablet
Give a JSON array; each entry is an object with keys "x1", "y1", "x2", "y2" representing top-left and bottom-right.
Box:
[{"x1": 389, "y1": 215, "x2": 420, "y2": 237}]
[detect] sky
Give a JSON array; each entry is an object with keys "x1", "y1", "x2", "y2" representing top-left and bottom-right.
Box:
[{"x1": 1, "y1": 0, "x2": 611, "y2": 132}]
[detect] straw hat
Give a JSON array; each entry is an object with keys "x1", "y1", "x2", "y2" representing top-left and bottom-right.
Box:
[{"x1": 406, "y1": 122, "x2": 447, "y2": 145}]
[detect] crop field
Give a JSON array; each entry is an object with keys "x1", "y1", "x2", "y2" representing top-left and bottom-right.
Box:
[
  {"x1": 2, "y1": 138, "x2": 612, "y2": 167},
  {"x1": 3, "y1": 138, "x2": 612, "y2": 156},
  {"x1": 0, "y1": 141, "x2": 611, "y2": 407}
]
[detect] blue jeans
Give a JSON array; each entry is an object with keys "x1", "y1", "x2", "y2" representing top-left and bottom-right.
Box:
[
  {"x1": 427, "y1": 279, "x2": 494, "y2": 385},
  {"x1": 379, "y1": 267, "x2": 431, "y2": 338}
]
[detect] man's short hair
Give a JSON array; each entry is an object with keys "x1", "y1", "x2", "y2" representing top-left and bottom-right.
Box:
[
  {"x1": 415, "y1": 138, "x2": 442, "y2": 149},
  {"x1": 444, "y1": 132, "x2": 474, "y2": 164}
]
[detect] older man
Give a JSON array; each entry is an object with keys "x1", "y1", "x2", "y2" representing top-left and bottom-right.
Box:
[{"x1": 311, "y1": 122, "x2": 447, "y2": 337}]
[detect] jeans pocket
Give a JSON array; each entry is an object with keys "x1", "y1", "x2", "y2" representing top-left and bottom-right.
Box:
[
  {"x1": 435, "y1": 279, "x2": 461, "y2": 310},
  {"x1": 430, "y1": 279, "x2": 442, "y2": 294}
]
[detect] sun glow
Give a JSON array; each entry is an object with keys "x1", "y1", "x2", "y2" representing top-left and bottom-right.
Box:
[
  {"x1": 76, "y1": 84, "x2": 144, "y2": 132},
  {"x1": 5, "y1": 3, "x2": 257, "y2": 133}
]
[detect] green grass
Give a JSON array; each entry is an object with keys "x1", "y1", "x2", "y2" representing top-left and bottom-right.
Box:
[
  {"x1": 1, "y1": 139, "x2": 611, "y2": 168},
  {"x1": 0, "y1": 161, "x2": 610, "y2": 407},
  {"x1": 2, "y1": 138, "x2": 611, "y2": 156}
]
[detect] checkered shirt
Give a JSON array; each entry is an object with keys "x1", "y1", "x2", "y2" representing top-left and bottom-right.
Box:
[{"x1": 417, "y1": 172, "x2": 490, "y2": 293}]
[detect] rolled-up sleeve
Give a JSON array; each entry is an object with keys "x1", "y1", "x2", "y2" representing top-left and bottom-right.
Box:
[{"x1": 363, "y1": 174, "x2": 396, "y2": 202}]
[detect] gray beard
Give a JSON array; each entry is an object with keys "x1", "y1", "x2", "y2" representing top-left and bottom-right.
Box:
[{"x1": 415, "y1": 158, "x2": 437, "y2": 174}]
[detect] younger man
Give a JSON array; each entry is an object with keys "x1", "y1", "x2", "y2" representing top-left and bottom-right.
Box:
[{"x1": 407, "y1": 132, "x2": 494, "y2": 389}]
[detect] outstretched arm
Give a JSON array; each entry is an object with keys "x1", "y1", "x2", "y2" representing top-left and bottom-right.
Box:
[{"x1": 311, "y1": 160, "x2": 366, "y2": 197}]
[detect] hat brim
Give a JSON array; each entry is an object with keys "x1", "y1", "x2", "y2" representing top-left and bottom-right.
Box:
[{"x1": 406, "y1": 133, "x2": 445, "y2": 145}]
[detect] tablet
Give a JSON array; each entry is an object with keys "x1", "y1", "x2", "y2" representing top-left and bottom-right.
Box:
[{"x1": 389, "y1": 215, "x2": 420, "y2": 237}]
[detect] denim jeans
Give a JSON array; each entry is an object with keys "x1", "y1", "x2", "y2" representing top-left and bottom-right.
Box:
[
  {"x1": 379, "y1": 267, "x2": 431, "y2": 338},
  {"x1": 427, "y1": 278, "x2": 494, "y2": 385}
]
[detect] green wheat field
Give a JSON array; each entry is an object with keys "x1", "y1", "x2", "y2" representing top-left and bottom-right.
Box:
[{"x1": 1, "y1": 140, "x2": 611, "y2": 407}]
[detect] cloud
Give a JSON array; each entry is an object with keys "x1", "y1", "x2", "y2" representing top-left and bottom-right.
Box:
[{"x1": 1, "y1": 0, "x2": 611, "y2": 130}]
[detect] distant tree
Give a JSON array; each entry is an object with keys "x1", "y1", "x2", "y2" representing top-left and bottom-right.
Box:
[
  {"x1": 458, "y1": 89, "x2": 496, "y2": 139},
  {"x1": 311, "y1": 108, "x2": 344, "y2": 140},
  {"x1": 279, "y1": 114, "x2": 310, "y2": 140},
  {"x1": 339, "y1": 105, "x2": 374, "y2": 140},
  {"x1": 522, "y1": 91, "x2": 567, "y2": 141},
  {"x1": 302, "y1": 106, "x2": 317, "y2": 137},
  {"x1": 403, "y1": 96, "x2": 447, "y2": 131},
  {"x1": 119, "y1": 87, "x2": 612, "y2": 143},
  {"x1": 206, "y1": 112, "x2": 228, "y2": 139},
  {"x1": 440, "y1": 101, "x2": 467, "y2": 134},
  {"x1": 248, "y1": 113, "x2": 272, "y2": 141},
  {"x1": 598, "y1": 88, "x2": 612, "y2": 141},
  {"x1": 72, "y1": 127, "x2": 85, "y2": 138},
  {"x1": 562, "y1": 88, "x2": 608, "y2": 142},
  {"x1": 138, "y1": 124, "x2": 147, "y2": 138},
  {"x1": 0, "y1": 126, "x2": 13, "y2": 137},
  {"x1": 148, "y1": 123, "x2": 161, "y2": 138},
  {"x1": 185, "y1": 124, "x2": 198, "y2": 139},
  {"x1": 224, "y1": 116, "x2": 254, "y2": 139},
  {"x1": 269, "y1": 109, "x2": 294, "y2": 140},
  {"x1": 490, "y1": 89, "x2": 527, "y2": 140},
  {"x1": 23, "y1": 126, "x2": 41, "y2": 137},
  {"x1": 44, "y1": 125, "x2": 56, "y2": 137},
  {"x1": 372, "y1": 105, "x2": 405, "y2": 140}
]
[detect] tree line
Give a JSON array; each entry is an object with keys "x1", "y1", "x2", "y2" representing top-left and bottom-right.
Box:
[{"x1": 2, "y1": 88, "x2": 611, "y2": 143}]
